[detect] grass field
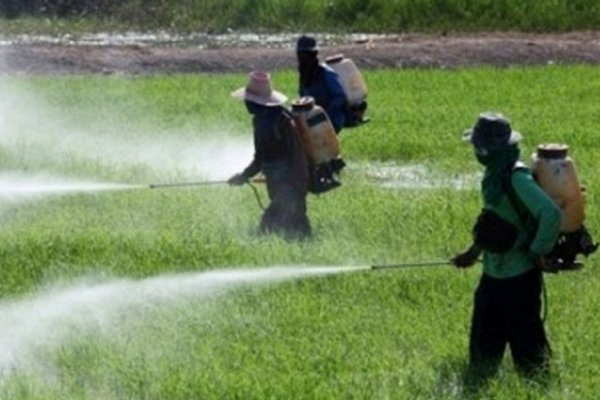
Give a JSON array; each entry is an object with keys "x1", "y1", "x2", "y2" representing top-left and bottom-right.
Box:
[{"x1": 1, "y1": 66, "x2": 599, "y2": 399}]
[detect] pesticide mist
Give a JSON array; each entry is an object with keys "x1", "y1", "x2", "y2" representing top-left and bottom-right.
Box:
[
  {"x1": 0, "y1": 172, "x2": 141, "y2": 203},
  {"x1": 0, "y1": 265, "x2": 364, "y2": 377},
  {"x1": 0, "y1": 78, "x2": 252, "y2": 183}
]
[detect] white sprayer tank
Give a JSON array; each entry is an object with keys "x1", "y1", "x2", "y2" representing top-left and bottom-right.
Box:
[
  {"x1": 532, "y1": 143, "x2": 585, "y2": 232},
  {"x1": 291, "y1": 96, "x2": 340, "y2": 165},
  {"x1": 325, "y1": 54, "x2": 367, "y2": 106}
]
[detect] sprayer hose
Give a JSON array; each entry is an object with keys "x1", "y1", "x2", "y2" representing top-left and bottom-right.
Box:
[{"x1": 247, "y1": 182, "x2": 265, "y2": 211}]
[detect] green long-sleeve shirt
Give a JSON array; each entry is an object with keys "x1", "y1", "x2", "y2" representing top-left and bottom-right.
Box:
[{"x1": 481, "y1": 168, "x2": 562, "y2": 278}]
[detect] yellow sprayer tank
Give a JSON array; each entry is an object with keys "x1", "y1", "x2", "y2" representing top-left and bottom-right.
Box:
[
  {"x1": 325, "y1": 54, "x2": 367, "y2": 106},
  {"x1": 291, "y1": 96, "x2": 340, "y2": 165},
  {"x1": 532, "y1": 143, "x2": 585, "y2": 232}
]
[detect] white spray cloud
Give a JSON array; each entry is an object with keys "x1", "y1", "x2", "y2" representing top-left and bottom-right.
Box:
[
  {"x1": 0, "y1": 79, "x2": 253, "y2": 182},
  {"x1": 1, "y1": 126, "x2": 253, "y2": 182},
  {"x1": 0, "y1": 172, "x2": 146, "y2": 220},
  {"x1": 0, "y1": 266, "x2": 366, "y2": 373},
  {"x1": 0, "y1": 171, "x2": 142, "y2": 204},
  {"x1": 56, "y1": 130, "x2": 253, "y2": 181}
]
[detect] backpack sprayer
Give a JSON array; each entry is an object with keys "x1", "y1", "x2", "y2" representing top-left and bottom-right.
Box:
[
  {"x1": 325, "y1": 54, "x2": 369, "y2": 126},
  {"x1": 531, "y1": 143, "x2": 598, "y2": 271}
]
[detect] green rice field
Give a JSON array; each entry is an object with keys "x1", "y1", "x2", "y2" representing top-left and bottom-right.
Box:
[{"x1": 0, "y1": 66, "x2": 599, "y2": 399}]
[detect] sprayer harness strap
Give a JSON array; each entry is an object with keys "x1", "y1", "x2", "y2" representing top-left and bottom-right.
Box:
[
  {"x1": 503, "y1": 162, "x2": 533, "y2": 226},
  {"x1": 503, "y1": 163, "x2": 548, "y2": 323}
]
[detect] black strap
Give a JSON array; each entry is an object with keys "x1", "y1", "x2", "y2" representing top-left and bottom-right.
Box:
[
  {"x1": 503, "y1": 164, "x2": 542, "y2": 253},
  {"x1": 506, "y1": 165, "x2": 550, "y2": 323},
  {"x1": 503, "y1": 164, "x2": 531, "y2": 225}
]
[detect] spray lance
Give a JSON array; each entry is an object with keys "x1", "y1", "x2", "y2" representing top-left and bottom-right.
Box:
[
  {"x1": 149, "y1": 180, "x2": 228, "y2": 189},
  {"x1": 370, "y1": 258, "x2": 581, "y2": 273},
  {"x1": 148, "y1": 177, "x2": 267, "y2": 210},
  {"x1": 148, "y1": 176, "x2": 266, "y2": 189},
  {"x1": 370, "y1": 260, "x2": 459, "y2": 270}
]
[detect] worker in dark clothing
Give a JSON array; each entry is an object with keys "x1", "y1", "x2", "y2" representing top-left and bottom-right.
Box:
[
  {"x1": 451, "y1": 112, "x2": 562, "y2": 385},
  {"x1": 296, "y1": 35, "x2": 347, "y2": 190},
  {"x1": 296, "y1": 35, "x2": 348, "y2": 134},
  {"x1": 228, "y1": 71, "x2": 311, "y2": 239}
]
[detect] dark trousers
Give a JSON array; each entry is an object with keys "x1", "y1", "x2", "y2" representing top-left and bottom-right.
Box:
[
  {"x1": 469, "y1": 267, "x2": 550, "y2": 379},
  {"x1": 260, "y1": 179, "x2": 310, "y2": 239}
]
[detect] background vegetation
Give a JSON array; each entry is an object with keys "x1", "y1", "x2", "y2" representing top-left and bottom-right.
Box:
[
  {"x1": 2, "y1": 0, "x2": 600, "y2": 33},
  {"x1": 1, "y1": 66, "x2": 599, "y2": 399}
]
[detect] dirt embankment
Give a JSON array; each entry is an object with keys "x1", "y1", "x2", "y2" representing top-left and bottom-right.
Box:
[{"x1": 1, "y1": 31, "x2": 600, "y2": 74}]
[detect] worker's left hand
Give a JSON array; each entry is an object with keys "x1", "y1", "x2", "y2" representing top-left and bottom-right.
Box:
[
  {"x1": 450, "y1": 244, "x2": 481, "y2": 268},
  {"x1": 227, "y1": 173, "x2": 247, "y2": 186}
]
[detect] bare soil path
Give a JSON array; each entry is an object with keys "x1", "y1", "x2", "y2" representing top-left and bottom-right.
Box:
[{"x1": 1, "y1": 31, "x2": 600, "y2": 74}]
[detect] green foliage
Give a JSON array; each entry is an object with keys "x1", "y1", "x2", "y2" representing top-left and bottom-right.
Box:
[
  {"x1": 2, "y1": 0, "x2": 600, "y2": 32},
  {"x1": 1, "y1": 66, "x2": 600, "y2": 398}
]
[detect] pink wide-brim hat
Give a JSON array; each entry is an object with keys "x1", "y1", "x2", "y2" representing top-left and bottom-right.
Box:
[{"x1": 231, "y1": 71, "x2": 288, "y2": 106}]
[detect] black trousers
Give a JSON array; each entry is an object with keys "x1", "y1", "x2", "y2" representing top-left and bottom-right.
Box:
[
  {"x1": 469, "y1": 267, "x2": 550, "y2": 377},
  {"x1": 260, "y1": 179, "x2": 310, "y2": 239}
]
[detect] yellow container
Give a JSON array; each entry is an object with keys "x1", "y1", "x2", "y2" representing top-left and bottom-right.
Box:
[
  {"x1": 291, "y1": 96, "x2": 340, "y2": 164},
  {"x1": 325, "y1": 54, "x2": 368, "y2": 106},
  {"x1": 532, "y1": 143, "x2": 585, "y2": 232}
]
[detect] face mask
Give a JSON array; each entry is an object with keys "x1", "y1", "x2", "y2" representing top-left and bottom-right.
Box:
[
  {"x1": 474, "y1": 145, "x2": 489, "y2": 156},
  {"x1": 475, "y1": 150, "x2": 492, "y2": 166},
  {"x1": 297, "y1": 52, "x2": 318, "y2": 77},
  {"x1": 475, "y1": 144, "x2": 519, "y2": 167},
  {"x1": 245, "y1": 100, "x2": 264, "y2": 115}
]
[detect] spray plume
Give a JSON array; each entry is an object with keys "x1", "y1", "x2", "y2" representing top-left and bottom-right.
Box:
[
  {"x1": 0, "y1": 172, "x2": 143, "y2": 205},
  {"x1": 0, "y1": 77, "x2": 253, "y2": 182},
  {"x1": 0, "y1": 265, "x2": 367, "y2": 373}
]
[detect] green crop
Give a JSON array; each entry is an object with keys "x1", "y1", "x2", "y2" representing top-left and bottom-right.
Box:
[{"x1": 0, "y1": 66, "x2": 599, "y2": 399}]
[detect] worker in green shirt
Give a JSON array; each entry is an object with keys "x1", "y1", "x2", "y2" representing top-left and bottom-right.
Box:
[{"x1": 451, "y1": 112, "x2": 562, "y2": 383}]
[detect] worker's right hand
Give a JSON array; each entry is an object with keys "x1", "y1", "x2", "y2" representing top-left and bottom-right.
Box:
[
  {"x1": 227, "y1": 173, "x2": 247, "y2": 186},
  {"x1": 534, "y1": 255, "x2": 560, "y2": 273}
]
